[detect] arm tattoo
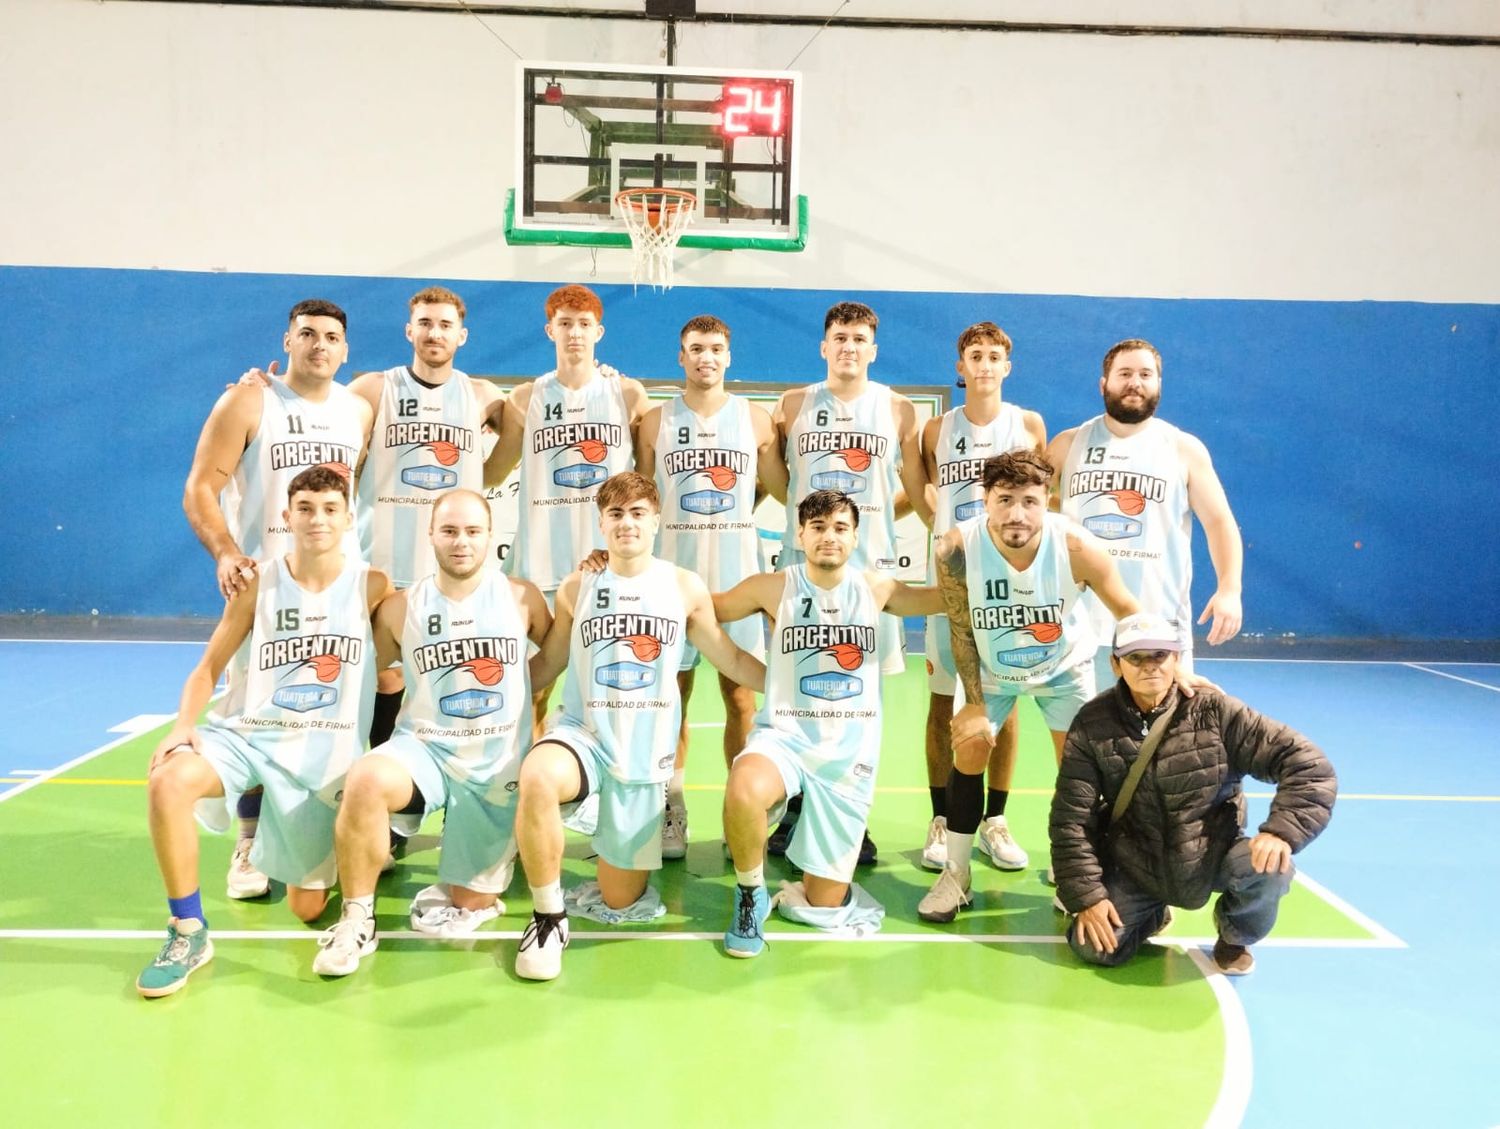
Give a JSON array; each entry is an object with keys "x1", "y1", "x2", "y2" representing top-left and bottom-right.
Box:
[{"x1": 935, "y1": 537, "x2": 985, "y2": 705}]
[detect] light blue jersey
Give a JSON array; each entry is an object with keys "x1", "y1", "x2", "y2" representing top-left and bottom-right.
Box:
[
  {"x1": 1059, "y1": 416, "x2": 1193, "y2": 646},
  {"x1": 961, "y1": 512, "x2": 1093, "y2": 695},
  {"x1": 925, "y1": 403, "x2": 1033, "y2": 693},
  {"x1": 754, "y1": 564, "x2": 882, "y2": 802},
  {"x1": 357, "y1": 366, "x2": 484, "y2": 588},
  {"x1": 654, "y1": 394, "x2": 763, "y2": 655},
  {"x1": 505, "y1": 370, "x2": 633, "y2": 593},
  {"x1": 211, "y1": 555, "x2": 375, "y2": 798},
  {"x1": 395, "y1": 572, "x2": 531, "y2": 803},
  {"x1": 229, "y1": 380, "x2": 365, "y2": 563},
  {"x1": 558, "y1": 559, "x2": 687, "y2": 784},
  {"x1": 781, "y1": 382, "x2": 902, "y2": 574}
]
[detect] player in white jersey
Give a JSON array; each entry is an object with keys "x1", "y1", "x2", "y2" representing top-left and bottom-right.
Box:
[
  {"x1": 636, "y1": 314, "x2": 789, "y2": 859},
  {"x1": 184, "y1": 299, "x2": 373, "y2": 902},
  {"x1": 918, "y1": 322, "x2": 1048, "y2": 876},
  {"x1": 714, "y1": 490, "x2": 942, "y2": 958},
  {"x1": 768, "y1": 301, "x2": 929, "y2": 866},
  {"x1": 510, "y1": 473, "x2": 765, "y2": 981},
  {"x1": 137, "y1": 467, "x2": 390, "y2": 998},
  {"x1": 918, "y1": 450, "x2": 1142, "y2": 924},
  {"x1": 1047, "y1": 338, "x2": 1243, "y2": 683},
  {"x1": 311, "y1": 489, "x2": 551, "y2": 977},
  {"x1": 483, "y1": 284, "x2": 650, "y2": 734}
]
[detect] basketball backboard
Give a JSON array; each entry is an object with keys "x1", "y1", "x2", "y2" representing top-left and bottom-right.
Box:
[{"x1": 506, "y1": 60, "x2": 807, "y2": 252}]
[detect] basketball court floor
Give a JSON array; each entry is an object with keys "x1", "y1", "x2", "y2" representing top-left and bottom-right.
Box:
[{"x1": 1, "y1": 632, "x2": 1495, "y2": 1128}]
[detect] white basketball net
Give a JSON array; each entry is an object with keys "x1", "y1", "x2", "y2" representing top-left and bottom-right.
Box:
[{"x1": 615, "y1": 189, "x2": 696, "y2": 290}]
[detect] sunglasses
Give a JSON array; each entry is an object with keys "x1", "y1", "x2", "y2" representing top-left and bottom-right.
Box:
[{"x1": 1120, "y1": 650, "x2": 1175, "y2": 666}]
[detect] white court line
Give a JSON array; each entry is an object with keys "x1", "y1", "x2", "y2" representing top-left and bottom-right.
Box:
[
  {"x1": 0, "y1": 704, "x2": 213, "y2": 805},
  {"x1": 11, "y1": 769, "x2": 43, "y2": 777},
  {"x1": 1182, "y1": 945, "x2": 1254, "y2": 1129},
  {"x1": 1403, "y1": 662, "x2": 1500, "y2": 693},
  {"x1": 0, "y1": 928, "x2": 1402, "y2": 947},
  {"x1": 1293, "y1": 871, "x2": 1406, "y2": 948}
]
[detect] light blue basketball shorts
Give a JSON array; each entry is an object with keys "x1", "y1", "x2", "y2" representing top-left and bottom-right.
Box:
[
  {"x1": 191, "y1": 727, "x2": 341, "y2": 890},
  {"x1": 983, "y1": 660, "x2": 1098, "y2": 734},
  {"x1": 737, "y1": 727, "x2": 874, "y2": 885},
  {"x1": 542, "y1": 720, "x2": 666, "y2": 872},
  {"x1": 373, "y1": 734, "x2": 520, "y2": 895}
]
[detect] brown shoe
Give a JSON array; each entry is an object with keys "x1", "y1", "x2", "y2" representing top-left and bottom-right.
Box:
[{"x1": 1212, "y1": 937, "x2": 1255, "y2": 975}]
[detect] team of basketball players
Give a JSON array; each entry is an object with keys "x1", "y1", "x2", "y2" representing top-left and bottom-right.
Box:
[{"x1": 135, "y1": 284, "x2": 1242, "y2": 997}]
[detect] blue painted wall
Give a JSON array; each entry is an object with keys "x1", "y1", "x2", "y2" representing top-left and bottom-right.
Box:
[{"x1": 2, "y1": 265, "x2": 1496, "y2": 638}]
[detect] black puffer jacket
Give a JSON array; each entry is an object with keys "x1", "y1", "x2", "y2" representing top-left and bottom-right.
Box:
[{"x1": 1049, "y1": 682, "x2": 1337, "y2": 913}]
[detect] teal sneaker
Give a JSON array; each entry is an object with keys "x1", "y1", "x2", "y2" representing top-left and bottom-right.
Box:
[
  {"x1": 724, "y1": 884, "x2": 770, "y2": 958},
  {"x1": 136, "y1": 917, "x2": 214, "y2": 999}
]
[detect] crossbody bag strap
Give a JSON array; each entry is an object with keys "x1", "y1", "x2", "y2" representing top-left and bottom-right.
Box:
[{"x1": 1110, "y1": 702, "x2": 1178, "y2": 828}]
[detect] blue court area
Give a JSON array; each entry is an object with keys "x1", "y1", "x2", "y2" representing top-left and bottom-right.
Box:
[{"x1": 1, "y1": 639, "x2": 1496, "y2": 1127}]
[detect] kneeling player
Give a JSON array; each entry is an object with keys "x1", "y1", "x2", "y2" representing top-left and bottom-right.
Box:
[
  {"x1": 512, "y1": 472, "x2": 765, "y2": 981},
  {"x1": 313, "y1": 489, "x2": 551, "y2": 976},
  {"x1": 137, "y1": 466, "x2": 388, "y2": 998},
  {"x1": 716, "y1": 490, "x2": 942, "y2": 957}
]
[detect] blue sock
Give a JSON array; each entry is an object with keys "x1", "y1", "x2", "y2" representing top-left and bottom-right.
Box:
[{"x1": 168, "y1": 890, "x2": 206, "y2": 927}]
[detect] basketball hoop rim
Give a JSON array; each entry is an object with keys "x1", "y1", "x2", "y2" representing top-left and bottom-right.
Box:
[{"x1": 614, "y1": 187, "x2": 698, "y2": 213}]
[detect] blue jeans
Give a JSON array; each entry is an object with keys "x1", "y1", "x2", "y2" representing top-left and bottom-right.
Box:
[{"x1": 1068, "y1": 838, "x2": 1295, "y2": 967}]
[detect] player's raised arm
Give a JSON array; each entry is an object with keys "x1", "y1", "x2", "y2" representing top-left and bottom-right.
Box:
[
  {"x1": 184, "y1": 385, "x2": 262, "y2": 599},
  {"x1": 1182, "y1": 433, "x2": 1244, "y2": 645},
  {"x1": 713, "y1": 571, "x2": 782, "y2": 624},
  {"x1": 151, "y1": 579, "x2": 259, "y2": 770},
  {"x1": 1043, "y1": 427, "x2": 1078, "y2": 512},
  {"x1": 1065, "y1": 524, "x2": 1140, "y2": 623},
  {"x1": 682, "y1": 572, "x2": 765, "y2": 692},
  {"x1": 634, "y1": 402, "x2": 663, "y2": 479},
  {"x1": 527, "y1": 571, "x2": 578, "y2": 689},
  {"x1": 895, "y1": 393, "x2": 933, "y2": 527},
  {"x1": 872, "y1": 574, "x2": 944, "y2": 617},
  {"x1": 483, "y1": 383, "x2": 530, "y2": 487},
  {"x1": 751, "y1": 402, "x2": 789, "y2": 504}
]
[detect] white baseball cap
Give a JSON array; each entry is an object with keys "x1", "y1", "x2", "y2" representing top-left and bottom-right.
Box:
[{"x1": 1113, "y1": 613, "x2": 1182, "y2": 656}]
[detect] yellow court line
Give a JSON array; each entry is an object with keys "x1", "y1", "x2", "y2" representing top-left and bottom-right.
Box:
[{"x1": 6, "y1": 778, "x2": 1500, "y2": 802}]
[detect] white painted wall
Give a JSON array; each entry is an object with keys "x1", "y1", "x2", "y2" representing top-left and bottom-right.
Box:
[{"x1": 4, "y1": 0, "x2": 1497, "y2": 300}]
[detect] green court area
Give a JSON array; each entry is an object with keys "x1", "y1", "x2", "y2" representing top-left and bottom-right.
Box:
[{"x1": 0, "y1": 662, "x2": 1377, "y2": 1127}]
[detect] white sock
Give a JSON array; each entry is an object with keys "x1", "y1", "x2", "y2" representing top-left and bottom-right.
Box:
[
  {"x1": 530, "y1": 881, "x2": 565, "y2": 915},
  {"x1": 734, "y1": 864, "x2": 765, "y2": 888},
  {"x1": 668, "y1": 767, "x2": 686, "y2": 808},
  {"x1": 344, "y1": 894, "x2": 374, "y2": 920},
  {"x1": 945, "y1": 833, "x2": 974, "y2": 878}
]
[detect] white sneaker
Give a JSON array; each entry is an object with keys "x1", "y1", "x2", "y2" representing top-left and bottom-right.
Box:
[
  {"x1": 917, "y1": 865, "x2": 972, "y2": 923},
  {"x1": 976, "y1": 815, "x2": 1029, "y2": 871},
  {"x1": 661, "y1": 800, "x2": 688, "y2": 861},
  {"x1": 410, "y1": 885, "x2": 504, "y2": 938},
  {"x1": 920, "y1": 815, "x2": 948, "y2": 871},
  {"x1": 312, "y1": 909, "x2": 376, "y2": 977},
  {"x1": 225, "y1": 841, "x2": 269, "y2": 900},
  {"x1": 516, "y1": 911, "x2": 569, "y2": 981}
]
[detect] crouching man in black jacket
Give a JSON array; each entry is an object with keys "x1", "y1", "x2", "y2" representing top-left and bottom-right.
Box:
[{"x1": 1049, "y1": 613, "x2": 1336, "y2": 975}]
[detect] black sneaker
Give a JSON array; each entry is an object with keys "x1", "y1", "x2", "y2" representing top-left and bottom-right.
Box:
[
  {"x1": 1211, "y1": 937, "x2": 1254, "y2": 975},
  {"x1": 857, "y1": 829, "x2": 877, "y2": 866},
  {"x1": 767, "y1": 795, "x2": 802, "y2": 858}
]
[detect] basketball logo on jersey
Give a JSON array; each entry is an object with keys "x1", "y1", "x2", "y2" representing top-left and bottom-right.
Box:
[
  {"x1": 260, "y1": 633, "x2": 363, "y2": 712},
  {"x1": 387, "y1": 422, "x2": 475, "y2": 491},
  {"x1": 972, "y1": 603, "x2": 1065, "y2": 670},
  {"x1": 798, "y1": 431, "x2": 888, "y2": 495},
  {"x1": 1067, "y1": 469, "x2": 1166, "y2": 541},
  {"x1": 535, "y1": 422, "x2": 622, "y2": 490},
  {"x1": 664, "y1": 448, "x2": 750, "y2": 516},
  {"x1": 411, "y1": 636, "x2": 520, "y2": 719},
  {"x1": 580, "y1": 613, "x2": 679, "y2": 691},
  {"x1": 781, "y1": 622, "x2": 875, "y2": 701}
]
